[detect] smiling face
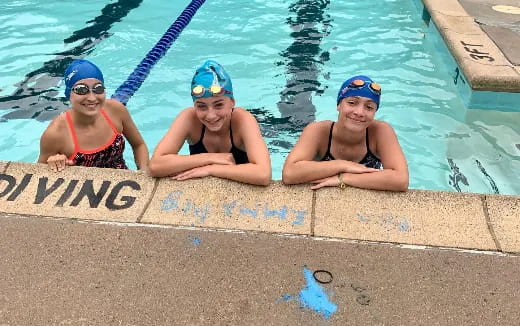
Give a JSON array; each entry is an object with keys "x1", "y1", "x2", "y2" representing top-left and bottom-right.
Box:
[
  {"x1": 69, "y1": 78, "x2": 105, "y2": 116},
  {"x1": 193, "y1": 95, "x2": 235, "y2": 132},
  {"x1": 337, "y1": 96, "x2": 377, "y2": 132}
]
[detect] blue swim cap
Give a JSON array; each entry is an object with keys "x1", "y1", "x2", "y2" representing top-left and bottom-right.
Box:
[
  {"x1": 64, "y1": 59, "x2": 104, "y2": 99},
  {"x1": 191, "y1": 60, "x2": 233, "y2": 101},
  {"x1": 337, "y1": 75, "x2": 381, "y2": 108}
]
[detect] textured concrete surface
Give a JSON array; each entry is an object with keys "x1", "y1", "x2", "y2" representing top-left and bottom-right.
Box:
[
  {"x1": 459, "y1": 0, "x2": 520, "y2": 66},
  {"x1": 142, "y1": 178, "x2": 312, "y2": 235},
  {"x1": 0, "y1": 160, "x2": 7, "y2": 173},
  {"x1": 0, "y1": 162, "x2": 155, "y2": 222},
  {"x1": 480, "y1": 25, "x2": 520, "y2": 65},
  {"x1": 486, "y1": 194, "x2": 520, "y2": 253},
  {"x1": 0, "y1": 213, "x2": 519, "y2": 325},
  {"x1": 2, "y1": 162, "x2": 519, "y2": 253},
  {"x1": 422, "y1": 0, "x2": 520, "y2": 91},
  {"x1": 314, "y1": 188, "x2": 497, "y2": 250}
]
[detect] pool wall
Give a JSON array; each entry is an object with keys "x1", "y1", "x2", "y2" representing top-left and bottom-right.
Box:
[
  {"x1": 417, "y1": 0, "x2": 520, "y2": 112},
  {"x1": 1, "y1": 161, "x2": 519, "y2": 253}
]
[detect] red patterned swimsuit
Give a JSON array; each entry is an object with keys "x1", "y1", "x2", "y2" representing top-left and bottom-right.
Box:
[{"x1": 65, "y1": 110, "x2": 128, "y2": 169}]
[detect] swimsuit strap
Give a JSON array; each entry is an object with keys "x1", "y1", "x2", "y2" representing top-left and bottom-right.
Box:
[
  {"x1": 326, "y1": 122, "x2": 334, "y2": 153},
  {"x1": 229, "y1": 124, "x2": 236, "y2": 147},
  {"x1": 65, "y1": 111, "x2": 80, "y2": 158},
  {"x1": 100, "y1": 109, "x2": 119, "y2": 134},
  {"x1": 365, "y1": 127, "x2": 371, "y2": 153},
  {"x1": 229, "y1": 107, "x2": 236, "y2": 146},
  {"x1": 199, "y1": 124, "x2": 206, "y2": 141}
]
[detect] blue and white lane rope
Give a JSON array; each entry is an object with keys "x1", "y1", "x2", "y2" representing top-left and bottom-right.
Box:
[{"x1": 111, "y1": 0, "x2": 207, "y2": 105}]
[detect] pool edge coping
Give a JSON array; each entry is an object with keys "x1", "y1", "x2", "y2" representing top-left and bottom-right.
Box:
[
  {"x1": 422, "y1": 0, "x2": 520, "y2": 92},
  {"x1": 1, "y1": 161, "x2": 519, "y2": 254}
]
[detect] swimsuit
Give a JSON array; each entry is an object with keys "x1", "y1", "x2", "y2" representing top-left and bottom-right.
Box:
[
  {"x1": 189, "y1": 125, "x2": 249, "y2": 164},
  {"x1": 65, "y1": 110, "x2": 128, "y2": 169},
  {"x1": 321, "y1": 122, "x2": 382, "y2": 169}
]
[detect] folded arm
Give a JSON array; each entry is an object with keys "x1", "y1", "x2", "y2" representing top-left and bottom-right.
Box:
[
  {"x1": 339, "y1": 124, "x2": 408, "y2": 191},
  {"x1": 148, "y1": 108, "x2": 271, "y2": 185},
  {"x1": 283, "y1": 122, "x2": 377, "y2": 184},
  {"x1": 283, "y1": 121, "x2": 408, "y2": 191}
]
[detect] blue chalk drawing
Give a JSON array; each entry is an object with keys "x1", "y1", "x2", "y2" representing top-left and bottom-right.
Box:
[
  {"x1": 188, "y1": 236, "x2": 201, "y2": 245},
  {"x1": 281, "y1": 295, "x2": 293, "y2": 301},
  {"x1": 299, "y1": 266, "x2": 338, "y2": 319},
  {"x1": 280, "y1": 266, "x2": 337, "y2": 319}
]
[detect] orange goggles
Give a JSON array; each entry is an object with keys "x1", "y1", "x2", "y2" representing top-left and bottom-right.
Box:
[
  {"x1": 347, "y1": 79, "x2": 381, "y2": 95},
  {"x1": 191, "y1": 85, "x2": 232, "y2": 98}
]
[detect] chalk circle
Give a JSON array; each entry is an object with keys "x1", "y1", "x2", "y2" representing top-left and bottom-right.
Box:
[
  {"x1": 492, "y1": 5, "x2": 520, "y2": 14},
  {"x1": 313, "y1": 270, "x2": 333, "y2": 284}
]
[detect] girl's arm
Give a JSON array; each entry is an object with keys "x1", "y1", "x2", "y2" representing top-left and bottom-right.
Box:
[{"x1": 38, "y1": 118, "x2": 73, "y2": 171}]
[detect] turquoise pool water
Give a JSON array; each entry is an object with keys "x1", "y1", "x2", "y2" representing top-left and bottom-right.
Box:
[{"x1": 0, "y1": 0, "x2": 519, "y2": 195}]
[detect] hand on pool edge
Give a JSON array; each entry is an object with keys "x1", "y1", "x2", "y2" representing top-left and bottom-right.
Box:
[{"x1": 47, "y1": 154, "x2": 74, "y2": 172}]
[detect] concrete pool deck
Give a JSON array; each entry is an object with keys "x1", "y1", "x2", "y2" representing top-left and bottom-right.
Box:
[
  {"x1": 1, "y1": 161, "x2": 520, "y2": 324},
  {"x1": 423, "y1": 0, "x2": 520, "y2": 92}
]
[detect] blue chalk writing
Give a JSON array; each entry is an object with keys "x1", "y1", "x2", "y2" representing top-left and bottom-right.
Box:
[
  {"x1": 239, "y1": 206, "x2": 258, "y2": 218},
  {"x1": 161, "y1": 190, "x2": 210, "y2": 222},
  {"x1": 160, "y1": 191, "x2": 307, "y2": 226},
  {"x1": 193, "y1": 204, "x2": 209, "y2": 223},
  {"x1": 356, "y1": 213, "x2": 370, "y2": 223},
  {"x1": 356, "y1": 213, "x2": 411, "y2": 232},
  {"x1": 264, "y1": 205, "x2": 288, "y2": 220},
  {"x1": 161, "y1": 190, "x2": 182, "y2": 211},
  {"x1": 223, "y1": 200, "x2": 237, "y2": 217},
  {"x1": 291, "y1": 210, "x2": 306, "y2": 225}
]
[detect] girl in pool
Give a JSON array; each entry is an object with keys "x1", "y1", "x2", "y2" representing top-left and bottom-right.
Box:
[
  {"x1": 38, "y1": 59, "x2": 149, "y2": 171},
  {"x1": 148, "y1": 60, "x2": 271, "y2": 186},
  {"x1": 282, "y1": 75, "x2": 408, "y2": 191}
]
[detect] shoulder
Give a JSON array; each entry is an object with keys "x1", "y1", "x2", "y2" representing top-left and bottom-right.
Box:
[
  {"x1": 40, "y1": 113, "x2": 68, "y2": 146},
  {"x1": 370, "y1": 120, "x2": 397, "y2": 138},
  {"x1": 171, "y1": 107, "x2": 200, "y2": 129},
  {"x1": 231, "y1": 107, "x2": 257, "y2": 122},
  {"x1": 43, "y1": 113, "x2": 68, "y2": 137},
  {"x1": 103, "y1": 99, "x2": 129, "y2": 119},
  {"x1": 178, "y1": 107, "x2": 198, "y2": 119},
  {"x1": 230, "y1": 107, "x2": 261, "y2": 133},
  {"x1": 168, "y1": 107, "x2": 201, "y2": 137},
  {"x1": 302, "y1": 120, "x2": 333, "y2": 136}
]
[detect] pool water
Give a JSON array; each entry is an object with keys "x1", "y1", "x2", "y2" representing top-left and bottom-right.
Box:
[{"x1": 0, "y1": 0, "x2": 519, "y2": 195}]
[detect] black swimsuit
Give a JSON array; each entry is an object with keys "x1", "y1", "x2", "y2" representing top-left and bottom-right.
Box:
[
  {"x1": 321, "y1": 122, "x2": 383, "y2": 169},
  {"x1": 189, "y1": 125, "x2": 249, "y2": 164}
]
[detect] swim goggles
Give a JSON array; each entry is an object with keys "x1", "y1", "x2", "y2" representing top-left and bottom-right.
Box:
[
  {"x1": 71, "y1": 83, "x2": 105, "y2": 95},
  {"x1": 341, "y1": 79, "x2": 381, "y2": 95},
  {"x1": 191, "y1": 84, "x2": 232, "y2": 98}
]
